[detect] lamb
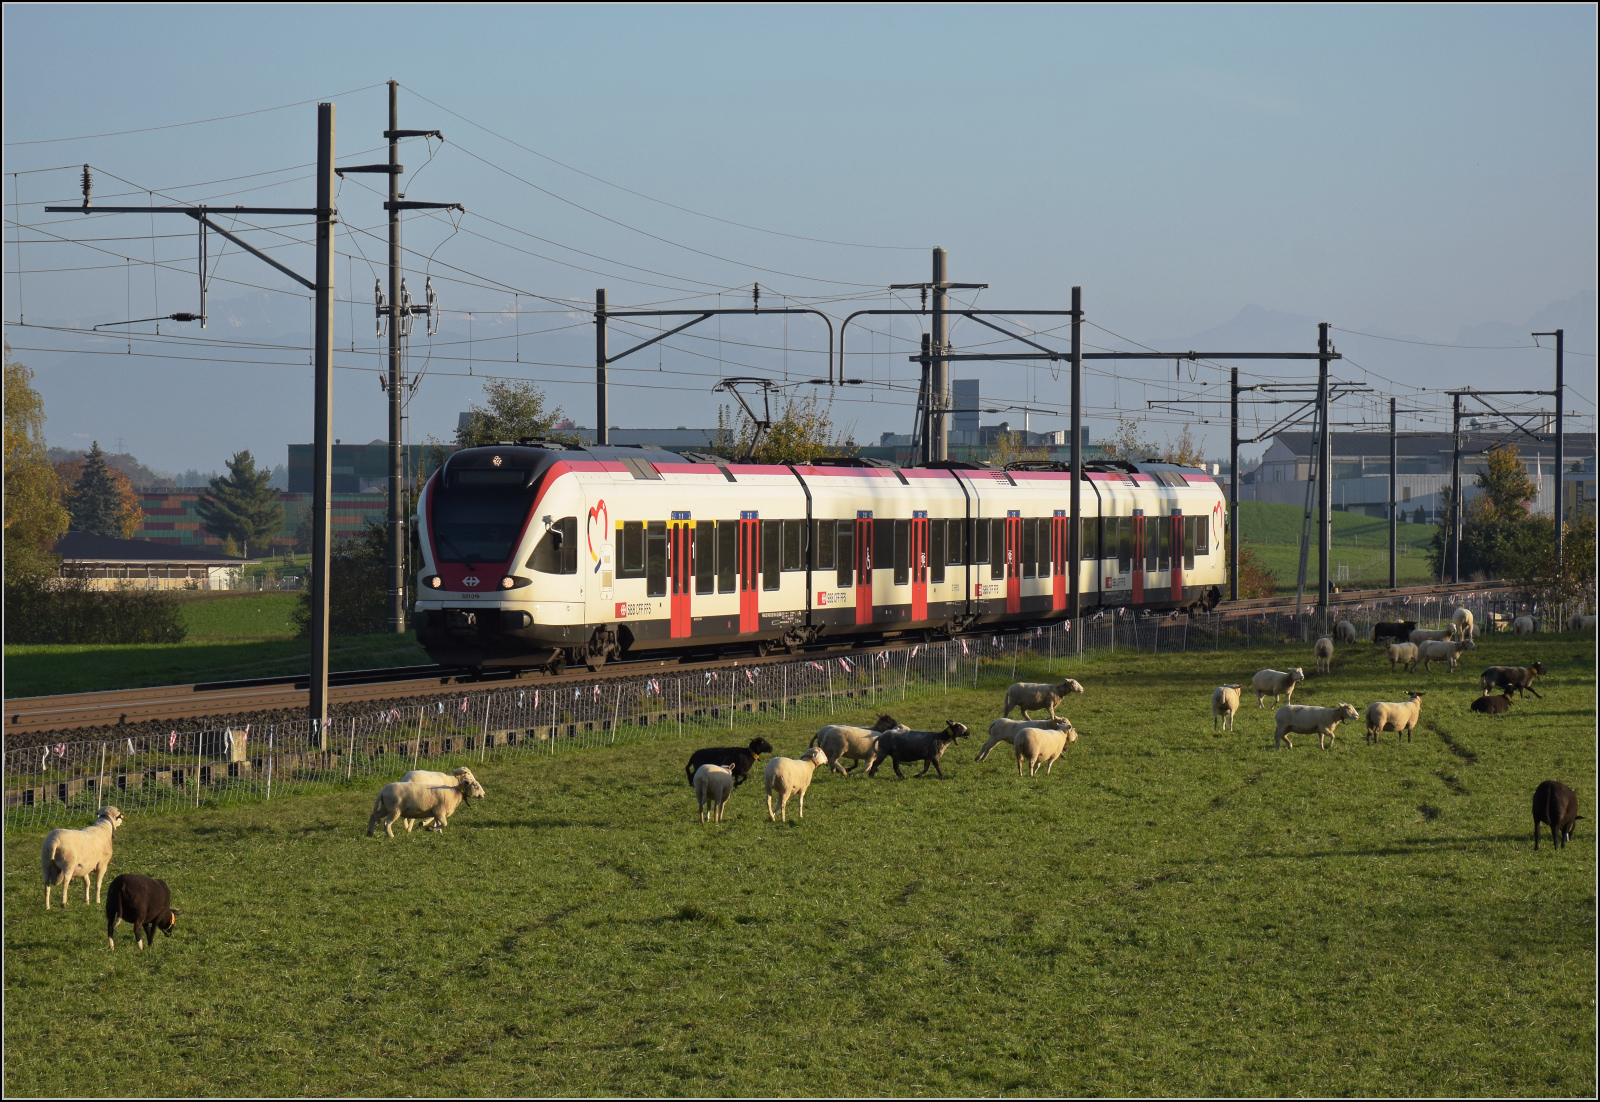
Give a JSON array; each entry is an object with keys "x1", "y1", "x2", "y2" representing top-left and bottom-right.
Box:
[
  {"x1": 1001, "y1": 678, "x2": 1084, "y2": 719},
  {"x1": 1313, "y1": 636, "x2": 1335, "y2": 674},
  {"x1": 41, "y1": 806, "x2": 123, "y2": 909},
  {"x1": 1211, "y1": 685, "x2": 1242, "y2": 732},
  {"x1": 693, "y1": 764, "x2": 735, "y2": 823},
  {"x1": 1273, "y1": 702, "x2": 1360, "y2": 750},
  {"x1": 1334, "y1": 620, "x2": 1358, "y2": 644},
  {"x1": 865, "y1": 722, "x2": 972, "y2": 779},
  {"x1": 1364, "y1": 692, "x2": 1425, "y2": 745},
  {"x1": 1385, "y1": 641, "x2": 1420, "y2": 672},
  {"x1": 1409, "y1": 627, "x2": 1454, "y2": 645},
  {"x1": 1532, "y1": 780, "x2": 1581, "y2": 850},
  {"x1": 1512, "y1": 615, "x2": 1536, "y2": 636},
  {"x1": 399, "y1": 767, "x2": 484, "y2": 831},
  {"x1": 1451, "y1": 607, "x2": 1475, "y2": 641},
  {"x1": 1014, "y1": 725, "x2": 1074, "y2": 777},
  {"x1": 1568, "y1": 613, "x2": 1598, "y2": 632},
  {"x1": 1418, "y1": 638, "x2": 1475, "y2": 673},
  {"x1": 977, "y1": 716, "x2": 1075, "y2": 761},
  {"x1": 367, "y1": 775, "x2": 485, "y2": 837},
  {"x1": 1480, "y1": 661, "x2": 1546, "y2": 699},
  {"x1": 764, "y1": 747, "x2": 828, "y2": 822},
  {"x1": 1372, "y1": 620, "x2": 1417, "y2": 645},
  {"x1": 810, "y1": 714, "x2": 904, "y2": 775},
  {"x1": 684, "y1": 737, "x2": 773, "y2": 788},
  {"x1": 1252, "y1": 668, "x2": 1305, "y2": 708},
  {"x1": 1469, "y1": 692, "x2": 1513, "y2": 716},
  {"x1": 105, "y1": 873, "x2": 180, "y2": 950}
]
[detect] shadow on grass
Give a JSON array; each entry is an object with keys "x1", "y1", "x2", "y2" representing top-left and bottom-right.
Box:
[{"x1": 1243, "y1": 833, "x2": 1534, "y2": 860}]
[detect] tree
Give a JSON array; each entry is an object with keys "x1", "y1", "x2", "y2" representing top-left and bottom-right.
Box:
[
  {"x1": 197, "y1": 450, "x2": 283, "y2": 558},
  {"x1": 1426, "y1": 444, "x2": 1542, "y2": 581},
  {"x1": 456, "y1": 379, "x2": 568, "y2": 447},
  {"x1": 712, "y1": 391, "x2": 855, "y2": 464},
  {"x1": 1227, "y1": 533, "x2": 1279, "y2": 599},
  {"x1": 990, "y1": 431, "x2": 1049, "y2": 467},
  {"x1": 3, "y1": 346, "x2": 69, "y2": 582},
  {"x1": 1102, "y1": 417, "x2": 1206, "y2": 467},
  {"x1": 62, "y1": 442, "x2": 142, "y2": 537},
  {"x1": 292, "y1": 523, "x2": 388, "y2": 637}
]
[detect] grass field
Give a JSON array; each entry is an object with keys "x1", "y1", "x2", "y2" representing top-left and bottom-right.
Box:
[
  {"x1": 5, "y1": 634, "x2": 1593, "y2": 1096},
  {"x1": 1237, "y1": 500, "x2": 1441, "y2": 593}
]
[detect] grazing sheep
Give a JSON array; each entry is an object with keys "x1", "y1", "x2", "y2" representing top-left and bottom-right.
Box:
[
  {"x1": 1418, "y1": 638, "x2": 1475, "y2": 673},
  {"x1": 1273, "y1": 702, "x2": 1360, "y2": 750},
  {"x1": 1409, "y1": 627, "x2": 1454, "y2": 645},
  {"x1": 764, "y1": 747, "x2": 829, "y2": 822},
  {"x1": 1314, "y1": 636, "x2": 1335, "y2": 674},
  {"x1": 1451, "y1": 607, "x2": 1475, "y2": 641},
  {"x1": 1001, "y1": 678, "x2": 1084, "y2": 720},
  {"x1": 1364, "y1": 692, "x2": 1425, "y2": 745},
  {"x1": 1015, "y1": 725, "x2": 1074, "y2": 776},
  {"x1": 1480, "y1": 662, "x2": 1546, "y2": 699},
  {"x1": 684, "y1": 737, "x2": 774, "y2": 788},
  {"x1": 1512, "y1": 615, "x2": 1536, "y2": 636},
  {"x1": 865, "y1": 722, "x2": 972, "y2": 779},
  {"x1": 1469, "y1": 692, "x2": 1513, "y2": 716},
  {"x1": 1372, "y1": 620, "x2": 1417, "y2": 645},
  {"x1": 1532, "y1": 780, "x2": 1581, "y2": 850},
  {"x1": 1252, "y1": 668, "x2": 1305, "y2": 708},
  {"x1": 399, "y1": 767, "x2": 484, "y2": 831},
  {"x1": 1211, "y1": 685, "x2": 1242, "y2": 732},
  {"x1": 1334, "y1": 620, "x2": 1358, "y2": 644},
  {"x1": 367, "y1": 775, "x2": 484, "y2": 838},
  {"x1": 810, "y1": 714, "x2": 904, "y2": 775},
  {"x1": 693, "y1": 764, "x2": 735, "y2": 823},
  {"x1": 977, "y1": 716, "x2": 1075, "y2": 761},
  {"x1": 105, "y1": 873, "x2": 180, "y2": 950},
  {"x1": 1568, "y1": 613, "x2": 1598, "y2": 632},
  {"x1": 41, "y1": 806, "x2": 123, "y2": 910},
  {"x1": 1386, "y1": 641, "x2": 1420, "y2": 672}
]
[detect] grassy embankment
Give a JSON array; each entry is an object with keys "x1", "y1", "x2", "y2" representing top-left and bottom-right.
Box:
[
  {"x1": 1237, "y1": 500, "x2": 1440, "y2": 593},
  {"x1": 5, "y1": 633, "x2": 1592, "y2": 1096}
]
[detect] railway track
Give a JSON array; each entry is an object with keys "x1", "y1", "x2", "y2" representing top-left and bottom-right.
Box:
[{"x1": 5, "y1": 579, "x2": 1521, "y2": 738}]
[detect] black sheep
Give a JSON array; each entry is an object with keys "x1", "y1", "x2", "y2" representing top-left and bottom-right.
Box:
[
  {"x1": 865, "y1": 722, "x2": 971, "y2": 779},
  {"x1": 685, "y1": 737, "x2": 773, "y2": 787},
  {"x1": 105, "y1": 873, "x2": 180, "y2": 950},
  {"x1": 1480, "y1": 662, "x2": 1547, "y2": 699},
  {"x1": 1372, "y1": 620, "x2": 1417, "y2": 645},
  {"x1": 1469, "y1": 692, "x2": 1513, "y2": 716},
  {"x1": 1532, "y1": 780, "x2": 1581, "y2": 850}
]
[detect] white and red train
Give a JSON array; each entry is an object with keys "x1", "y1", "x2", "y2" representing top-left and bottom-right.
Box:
[{"x1": 412, "y1": 443, "x2": 1227, "y2": 671}]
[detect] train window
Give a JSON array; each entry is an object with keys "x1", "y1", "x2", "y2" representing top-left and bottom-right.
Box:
[
  {"x1": 528, "y1": 517, "x2": 578, "y2": 575},
  {"x1": 1183, "y1": 516, "x2": 1196, "y2": 572},
  {"x1": 1022, "y1": 518, "x2": 1037, "y2": 579},
  {"x1": 1195, "y1": 514, "x2": 1210, "y2": 557},
  {"x1": 695, "y1": 522, "x2": 716, "y2": 594},
  {"x1": 1080, "y1": 517, "x2": 1099, "y2": 562},
  {"x1": 873, "y1": 519, "x2": 895, "y2": 574},
  {"x1": 762, "y1": 520, "x2": 782, "y2": 590},
  {"x1": 835, "y1": 524, "x2": 854, "y2": 588},
  {"x1": 646, "y1": 521, "x2": 668, "y2": 598},
  {"x1": 973, "y1": 517, "x2": 990, "y2": 564},
  {"x1": 782, "y1": 521, "x2": 802, "y2": 571},
  {"x1": 948, "y1": 519, "x2": 966, "y2": 567},
  {"x1": 814, "y1": 520, "x2": 835, "y2": 571},
  {"x1": 930, "y1": 520, "x2": 946, "y2": 584},
  {"x1": 1144, "y1": 516, "x2": 1159, "y2": 574},
  {"x1": 893, "y1": 520, "x2": 910, "y2": 585},
  {"x1": 1158, "y1": 515, "x2": 1171, "y2": 571},
  {"x1": 617, "y1": 521, "x2": 645, "y2": 578},
  {"x1": 990, "y1": 519, "x2": 1006, "y2": 580},
  {"x1": 1116, "y1": 517, "x2": 1132, "y2": 574},
  {"x1": 717, "y1": 521, "x2": 737, "y2": 593}
]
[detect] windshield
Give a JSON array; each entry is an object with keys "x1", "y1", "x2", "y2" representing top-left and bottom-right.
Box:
[{"x1": 430, "y1": 483, "x2": 536, "y2": 565}]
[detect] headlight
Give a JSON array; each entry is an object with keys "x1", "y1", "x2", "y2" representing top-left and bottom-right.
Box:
[
  {"x1": 499, "y1": 575, "x2": 532, "y2": 590},
  {"x1": 424, "y1": 575, "x2": 442, "y2": 589}
]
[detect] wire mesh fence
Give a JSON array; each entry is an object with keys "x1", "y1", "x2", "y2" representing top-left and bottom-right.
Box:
[{"x1": 4, "y1": 589, "x2": 1534, "y2": 831}]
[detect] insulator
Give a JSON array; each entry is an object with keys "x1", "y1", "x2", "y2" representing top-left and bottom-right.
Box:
[
  {"x1": 425, "y1": 277, "x2": 439, "y2": 337},
  {"x1": 374, "y1": 279, "x2": 388, "y2": 338},
  {"x1": 80, "y1": 164, "x2": 92, "y2": 208},
  {"x1": 399, "y1": 278, "x2": 414, "y2": 339}
]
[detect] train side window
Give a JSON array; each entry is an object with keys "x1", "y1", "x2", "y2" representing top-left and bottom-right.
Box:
[
  {"x1": 1182, "y1": 516, "x2": 1195, "y2": 571},
  {"x1": 973, "y1": 517, "x2": 989, "y2": 564},
  {"x1": 1022, "y1": 518, "x2": 1037, "y2": 579},
  {"x1": 782, "y1": 520, "x2": 802, "y2": 571},
  {"x1": 988, "y1": 518, "x2": 1005, "y2": 580},
  {"x1": 835, "y1": 523, "x2": 854, "y2": 588},
  {"x1": 930, "y1": 520, "x2": 946, "y2": 584},
  {"x1": 1144, "y1": 516, "x2": 1159, "y2": 573},
  {"x1": 694, "y1": 521, "x2": 716, "y2": 594},
  {"x1": 1195, "y1": 514, "x2": 1210, "y2": 557},
  {"x1": 1081, "y1": 517, "x2": 1100, "y2": 562},
  {"x1": 1116, "y1": 517, "x2": 1132, "y2": 574},
  {"x1": 893, "y1": 519, "x2": 910, "y2": 585},
  {"x1": 873, "y1": 519, "x2": 895, "y2": 574},
  {"x1": 616, "y1": 520, "x2": 645, "y2": 578},
  {"x1": 761, "y1": 520, "x2": 782, "y2": 590},
  {"x1": 949, "y1": 518, "x2": 966, "y2": 566},
  {"x1": 528, "y1": 517, "x2": 578, "y2": 575},
  {"x1": 717, "y1": 521, "x2": 737, "y2": 593},
  {"x1": 646, "y1": 521, "x2": 668, "y2": 598},
  {"x1": 814, "y1": 519, "x2": 835, "y2": 571}
]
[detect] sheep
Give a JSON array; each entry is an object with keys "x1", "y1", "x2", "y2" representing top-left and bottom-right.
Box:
[
  {"x1": 1568, "y1": 613, "x2": 1598, "y2": 632},
  {"x1": 1385, "y1": 641, "x2": 1420, "y2": 672},
  {"x1": 1512, "y1": 615, "x2": 1536, "y2": 636},
  {"x1": 1313, "y1": 636, "x2": 1335, "y2": 674},
  {"x1": 1372, "y1": 620, "x2": 1417, "y2": 645},
  {"x1": 1364, "y1": 692, "x2": 1425, "y2": 745},
  {"x1": 1480, "y1": 661, "x2": 1546, "y2": 699},
  {"x1": 399, "y1": 767, "x2": 484, "y2": 831},
  {"x1": 864, "y1": 722, "x2": 972, "y2": 779},
  {"x1": 1532, "y1": 780, "x2": 1581, "y2": 850},
  {"x1": 977, "y1": 716, "x2": 1075, "y2": 761},
  {"x1": 810, "y1": 714, "x2": 904, "y2": 775},
  {"x1": 1469, "y1": 692, "x2": 1513, "y2": 716},
  {"x1": 41, "y1": 806, "x2": 123, "y2": 910},
  {"x1": 1334, "y1": 620, "x2": 1358, "y2": 644},
  {"x1": 1252, "y1": 668, "x2": 1305, "y2": 708},
  {"x1": 1418, "y1": 638, "x2": 1475, "y2": 673},
  {"x1": 1211, "y1": 685, "x2": 1242, "y2": 732},
  {"x1": 1451, "y1": 607, "x2": 1475, "y2": 641},
  {"x1": 1001, "y1": 678, "x2": 1085, "y2": 720},
  {"x1": 1273, "y1": 702, "x2": 1360, "y2": 750},
  {"x1": 367, "y1": 775, "x2": 484, "y2": 838},
  {"x1": 684, "y1": 737, "x2": 773, "y2": 788},
  {"x1": 1015, "y1": 725, "x2": 1074, "y2": 777},
  {"x1": 764, "y1": 747, "x2": 828, "y2": 822},
  {"x1": 105, "y1": 873, "x2": 180, "y2": 950},
  {"x1": 693, "y1": 764, "x2": 735, "y2": 823},
  {"x1": 1409, "y1": 627, "x2": 1454, "y2": 645}
]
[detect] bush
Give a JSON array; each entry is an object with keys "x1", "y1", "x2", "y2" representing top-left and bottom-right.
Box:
[
  {"x1": 3, "y1": 575, "x2": 188, "y2": 645},
  {"x1": 293, "y1": 523, "x2": 389, "y2": 638}
]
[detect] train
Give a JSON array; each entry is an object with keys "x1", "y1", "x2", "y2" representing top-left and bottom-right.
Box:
[{"x1": 411, "y1": 442, "x2": 1228, "y2": 672}]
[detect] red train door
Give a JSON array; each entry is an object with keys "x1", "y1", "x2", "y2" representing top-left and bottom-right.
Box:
[
  {"x1": 1170, "y1": 511, "x2": 1184, "y2": 604},
  {"x1": 855, "y1": 512, "x2": 874, "y2": 625},
  {"x1": 669, "y1": 512, "x2": 692, "y2": 638},
  {"x1": 738, "y1": 511, "x2": 759, "y2": 634},
  {"x1": 1131, "y1": 510, "x2": 1145, "y2": 606},
  {"x1": 1005, "y1": 511, "x2": 1022, "y2": 615},
  {"x1": 911, "y1": 512, "x2": 929, "y2": 622},
  {"x1": 1052, "y1": 510, "x2": 1067, "y2": 612}
]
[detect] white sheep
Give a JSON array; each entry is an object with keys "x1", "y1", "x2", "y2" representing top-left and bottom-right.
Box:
[
  {"x1": 1273, "y1": 703, "x2": 1361, "y2": 750},
  {"x1": 693, "y1": 763, "x2": 735, "y2": 823},
  {"x1": 1409, "y1": 627, "x2": 1454, "y2": 645},
  {"x1": 764, "y1": 747, "x2": 828, "y2": 822},
  {"x1": 1569, "y1": 613, "x2": 1598, "y2": 632},
  {"x1": 1451, "y1": 607, "x2": 1475, "y2": 641},
  {"x1": 1314, "y1": 636, "x2": 1335, "y2": 674},
  {"x1": 1385, "y1": 641, "x2": 1420, "y2": 672},
  {"x1": 41, "y1": 806, "x2": 123, "y2": 909},
  {"x1": 367, "y1": 775, "x2": 485, "y2": 837},
  {"x1": 1418, "y1": 638, "x2": 1475, "y2": 673},
  {"x1": 1512, "y1": 615, "x2": 1536, "y2": 636},
  {"x1": 1334, "y1": 620, "x2": 1358, "y2": 644},
  {"x1": 976, "y1": 716, "x2": 1075, "y2": 761},
  {"x1": 1365, "y1": 692, "x2": 1425, "y2": 745},
  {"x1": 1252, "y1": 668, "x2": 1305, "y2": 708},
  {"x1": 1211, "y1": 685, "x2": 1242, "y2": 732},
  {"x1": 1001, "y1": 678, "x2": 1085, "y2": 719},
  {"x1": 809, "y1": 720, "x2": 900, "y2": 775},
  {"x1": 1015, "y1": 725, "x2": 1074, "y2": 776},
  {"x1": 399, "y1": 767, "x2": 484, "y2": 831}
]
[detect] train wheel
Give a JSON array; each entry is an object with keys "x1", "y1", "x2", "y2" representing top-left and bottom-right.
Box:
[
  {"x1": 585, "y1": 651, "x2": 607, "y2": 673},
  {"x1": 756, "y1": 639, "x2": 774, "y2": 658},
  {"x1": 545, "y1": 652, "x2": 567, "y2": 676}
]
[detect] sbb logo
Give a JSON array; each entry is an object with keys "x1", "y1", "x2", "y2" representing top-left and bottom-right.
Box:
[
  {"x1": 615, "y1": 601, "x2": 628, "y2": 618},
  {"x1": 463, "y1": 576, "x2": 480, "y2": 588}
]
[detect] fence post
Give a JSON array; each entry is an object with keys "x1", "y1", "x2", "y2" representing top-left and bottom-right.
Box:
[
  {"x1": 266, "y1": 727, "x2": 274, "y2": 801},
  {"x1": 97, "y1": 742, "x2": 106, "y2": 808},
  {"x1": 611, "y1": 684, "x2": 623, "y2": 743},
  {"x1": 677, "y1": 679, "x2": 683, "y2": 738},
  {"x1": 346, "y1": 717, "x2": 356, "y2": 781},
  {"x1": 783, "y1": 664, "x2": 789, "y2": 720},
  {"x1": 827, "y1": 663, "x2": 835, "y2": 714},
  {"x1": 482, "y1": 694, "x2": 493, "y2": 760}
]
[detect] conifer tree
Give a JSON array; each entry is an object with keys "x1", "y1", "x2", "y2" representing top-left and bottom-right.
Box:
[
  {"x1": 197, "y1": 450, "x2": 283, "y2": 558},
  {"x1": 65, "y1": 441, "x2": 140, "y2": 537}
]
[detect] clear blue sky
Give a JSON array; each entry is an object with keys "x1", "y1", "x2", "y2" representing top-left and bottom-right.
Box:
[{"x1": 4, "y1": 5, "x2": 1594, "y2": 472}]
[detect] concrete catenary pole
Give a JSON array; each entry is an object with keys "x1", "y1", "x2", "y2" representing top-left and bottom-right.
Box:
[
  {"x1": 1229, "y1": 367, "x2": 1240, "y2": 602},
  {"x1": 1317, "y1": 322, "x2": 1331, "y2": 610},
  {"x1": 385, "y1": 80, "x2": 405, "y2": 634},
  {"x1": 1068, "y1": 285, "x2": 1083, "y2": 618},
  {"x1": 1389, "y1": 396, "x2": 1398, "y2": 589},
  {"x1": 930, "y1": 247, "x2": 949, "y2": 463},
  {"x1": 309, "y1": 102, "x2": 336, "y2": 745},
  {"x1": 595, "y1": 288, "x2": 608, "y2": 445}
]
